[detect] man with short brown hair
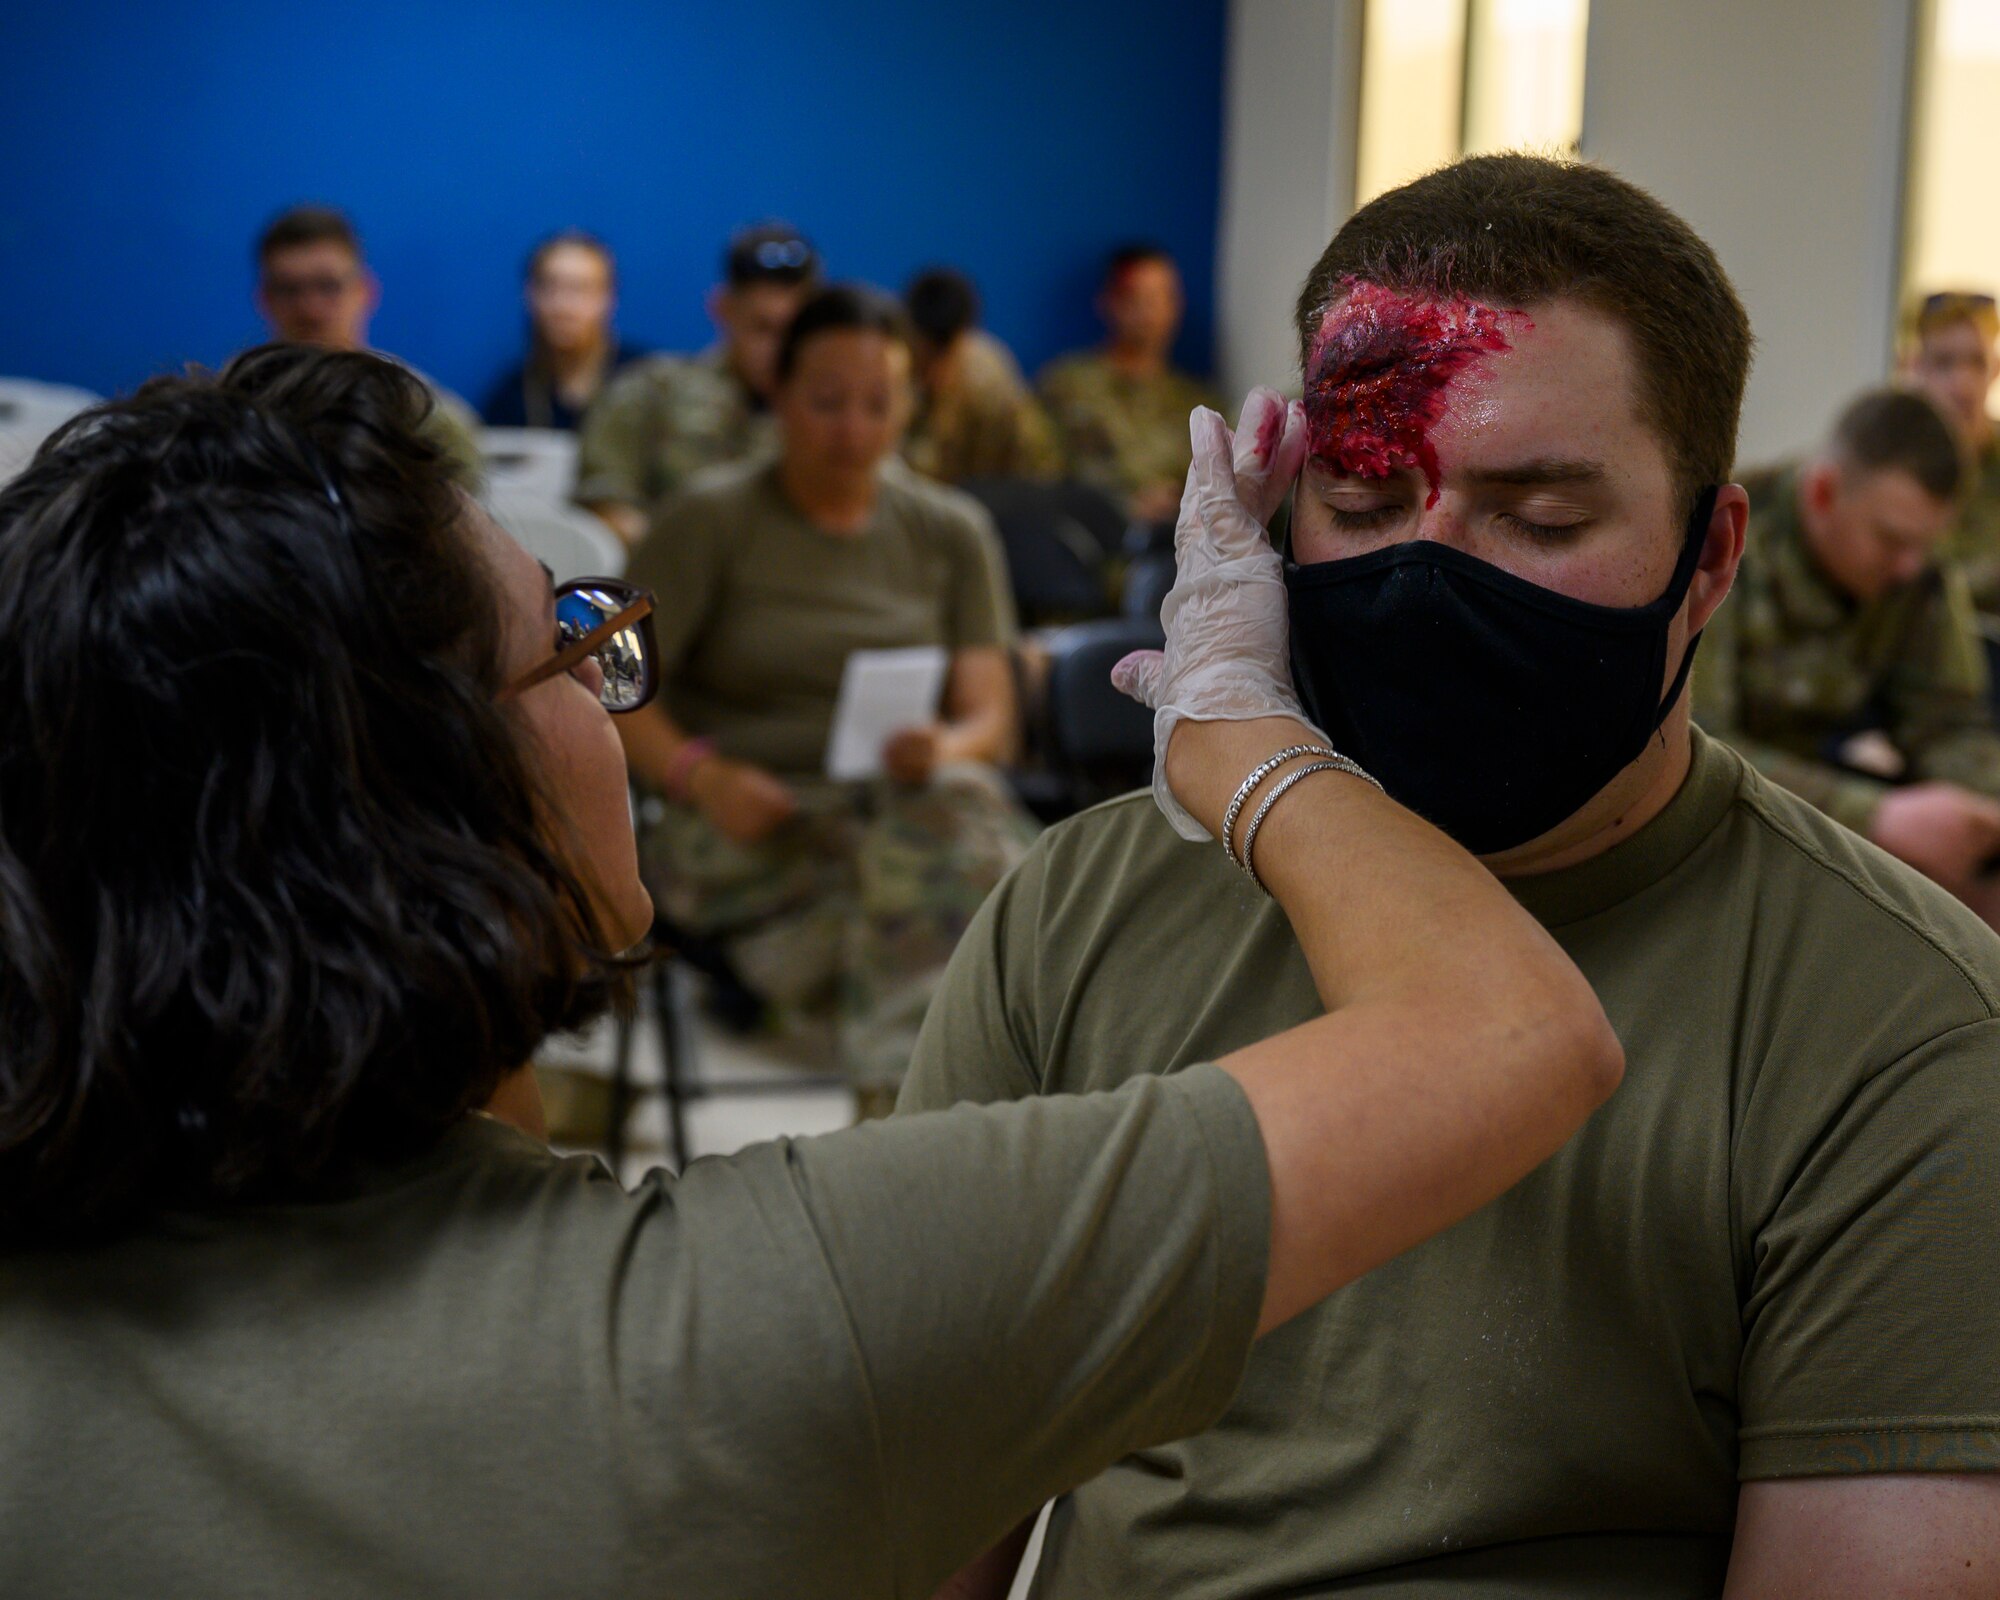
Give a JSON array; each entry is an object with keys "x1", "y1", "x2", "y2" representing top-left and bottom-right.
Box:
[
  {"x1": 253, "y1": 205, "x2": 482, "y2": 486},
  {"x1": 912, "y1": 154, "x2": 2000, "y2": 1597}
]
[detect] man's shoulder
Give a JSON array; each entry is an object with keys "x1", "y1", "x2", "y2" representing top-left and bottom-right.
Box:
[
  {"x1": 1722, "y1": 752, "x2": 2000, "y2": 1018},
  {"x1": 601, "y1": 352, "x2": 735, "y2": 408},
  {"x1": 1036, "y1": 350, "x2": 1107, "y2": 396},
  {"x1": 1015, "y1": 789, "x2": 1262, "y2": 927}
]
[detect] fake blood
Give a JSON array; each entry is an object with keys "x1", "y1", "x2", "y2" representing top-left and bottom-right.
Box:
[{"x1": 1305, "y1": 280, "x2": 1520, "y2": 507}]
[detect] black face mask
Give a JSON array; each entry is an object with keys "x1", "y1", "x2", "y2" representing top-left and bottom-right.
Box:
[{"x1": 1284, "y1": 487, "x2": 1718, "y2": 855}]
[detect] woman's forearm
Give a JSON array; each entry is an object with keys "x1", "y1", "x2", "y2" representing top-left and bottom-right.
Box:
[
  {"x1": 615, "y1": 702, "x2": 701, "y2": 796},
  {"x1": 938, "y1": 647, "x2": 1019, "y2": 767},
  {"x1": 1174, "y1": 720, "x2": 1623, "y2": 1335}
]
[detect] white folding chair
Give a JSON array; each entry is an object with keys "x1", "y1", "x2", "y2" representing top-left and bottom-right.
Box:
[
  {"x1": 0, "y1": 378, "x2": 102, "y2": 488},
  {"x1": 484, "y1": 484, "x2": 626, "y2": 580},
  {"x1": 479, "y1": 427, "x2": 580, "y2": 503}
]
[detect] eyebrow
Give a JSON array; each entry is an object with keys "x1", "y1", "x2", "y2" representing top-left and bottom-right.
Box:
[{"x1": 1461, "y1": 458, "x2": 1609, "y2": 489}]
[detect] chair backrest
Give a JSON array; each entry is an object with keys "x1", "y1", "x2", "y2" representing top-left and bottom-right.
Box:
[
  {"x1": 1046, "y1": 480, "x2": 1131, "y2": 561},
  {"x1": 958, "y1": 477, "x2": 1112, "y2": 627},
  {"x1": 484, "y1": 485, "x2": 626, "y2": 580},
  {"x1": 479, "y1": 427, "x2": 579, "y2": 502},
  {"x1": 1122, "y1": 550, "x2": 1176, "y2": 627},
  {"x1": 1042, "y1": 617, "x2": 1164, "y2": 777},
  {"x1": 0, "y1": 378, "x2": 101, "y2": 489}
]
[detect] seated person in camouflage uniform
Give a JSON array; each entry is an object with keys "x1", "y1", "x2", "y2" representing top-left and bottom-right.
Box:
[
  {"x1": 901, "y1": 267, "x2": 1059, "y2": 485},
  {"x1": 1906, "y1": 289, "x2": 2000, "y2": 613},
  {"x1": 919, "y1": 155, "x2": 2000, "y2": 1600},
  {"x1": 480, "y1": 230, "x2": 647, "y2": 431},
  {"x1": 618, "y1": 285, "x2": 1037, "y2": 1118},
  {"x1": 252, "y1": 205, "x2": 482, "y2": 487},
  {"x1": 574, "y1": 223, "x2": 819, "y2": 546},
  {"x1": 1696, "y1": 388, "x2": 2000, "y2": 918},
  {"x1": 1037, "y1": 243, "x2": 1222, "y2": 524}
]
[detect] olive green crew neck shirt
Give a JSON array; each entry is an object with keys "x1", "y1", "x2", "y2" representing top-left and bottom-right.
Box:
[
  {"x1": 1, "y1": 1070, "x2": 1270, "y2": 1598},
  {"x1": 631, "y1": 459, "x2": 1017, "y2": 778},
  {"x1": 902, "y1": 728, "x2": 2000, "y2": 1598}
]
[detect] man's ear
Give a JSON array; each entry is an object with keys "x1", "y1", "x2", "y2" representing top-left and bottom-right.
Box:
[
  {"x1": 1799, "y1": 459, "x2": 1841, "y2": 519},
  {"x1": 1685, "y1": 483, "x2": 1749, "y2": 634},
  {"x1": 706, "y1": 284, "x2": 731, "y2": 335}
]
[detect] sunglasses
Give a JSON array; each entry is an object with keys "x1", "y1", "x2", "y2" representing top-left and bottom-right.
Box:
[{"x1": 500, "y1": 577, "x2": 659, "y2": 713}]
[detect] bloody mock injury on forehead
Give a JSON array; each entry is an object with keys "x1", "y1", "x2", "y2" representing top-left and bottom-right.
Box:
[{"x1": 1304, "y1": 280, "x2": 1521, "y2": 508}]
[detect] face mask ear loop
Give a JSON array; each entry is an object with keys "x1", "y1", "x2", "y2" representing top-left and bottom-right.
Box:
[{"x1": 1650, "y1": 484, "x2": 1721, "y2": 738}]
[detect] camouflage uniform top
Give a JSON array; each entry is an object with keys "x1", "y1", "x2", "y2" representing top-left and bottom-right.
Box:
[
  {"x1": 1940, "y1": 435, "x2": 2000, "y2": 614},
  {"x1": 904, "y1": 330, "x2": 1060, "y2": 485},
  {"x1": 1035, "y1": 350, "x2": 1221, "y2": 509},
  {"x1": 1693, "y1": 465, "x2": 2000, "y2": 832},
  {"x1": 572, "y1": 345, "x2": 777, "y2": 512}
]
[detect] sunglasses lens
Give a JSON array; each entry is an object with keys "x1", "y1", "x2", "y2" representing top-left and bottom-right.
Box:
[{"x1": 556, "y1": 584, "x2": 650, "y2": 711}]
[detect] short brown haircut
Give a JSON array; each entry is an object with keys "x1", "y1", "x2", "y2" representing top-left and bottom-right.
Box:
[
  {"x1": 257, "y1": 204, "x2": 362, "y2": 268},
  {"x1": 1296, "y1": 154, "x2": 1753, "y2": 517},
  {"x1": 1830, "y1": 387, "x2": 1967, "y2": 503}
]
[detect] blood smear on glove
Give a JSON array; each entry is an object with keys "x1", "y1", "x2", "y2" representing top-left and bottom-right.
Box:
[{"x1": 1305, "y1": 281, "x2": 1523, "y2": 508}]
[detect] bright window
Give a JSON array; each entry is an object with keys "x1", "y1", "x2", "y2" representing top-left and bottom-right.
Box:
[
  {"x1": 1464, "y1": 0, "x2": 1590, "y2": 157},
  {"x1": 1354, "y1": 0, "x2": 1589, "y2": 209},
  {"x1": 1906, "y1": 0, "x2": 2000, "y2": 300}
]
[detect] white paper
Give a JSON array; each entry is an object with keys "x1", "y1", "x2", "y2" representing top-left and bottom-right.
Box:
[{"x1": 825, "y1": 646, "x2": 950, "y2": 780}]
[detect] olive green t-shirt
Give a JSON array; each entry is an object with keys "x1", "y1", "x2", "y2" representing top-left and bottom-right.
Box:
[
  {"x1": 0, "y1": 1070, "x2": 1269, "y2": 1599},
  {"x1": 629, "y1": 460, "x2": 1018, "y2": 778},
  {"x1": 902, "y1": 729, "x2": 2000, "y2": 1598}
]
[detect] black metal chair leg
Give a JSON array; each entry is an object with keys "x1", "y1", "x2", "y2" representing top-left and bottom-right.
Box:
[
  {"x1": 605, "y1": 1005, "x2": 636, "y2": 1177},
  {"x1": 655, "y1": 959, "x2": 691, "y2": 1171}
]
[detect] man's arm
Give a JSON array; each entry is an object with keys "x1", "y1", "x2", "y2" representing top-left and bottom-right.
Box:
[
  {"x1": 1724, "y1": 1476, "x2": 2000, "y2": 1596},
  {"x1": 573, "y1": 366, "x2": 658, "y2": 546}
]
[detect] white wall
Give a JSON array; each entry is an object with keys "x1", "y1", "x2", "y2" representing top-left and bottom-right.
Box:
[
  {"x1": 1214, "y1": 0, "x2": 1363, "y2": 402},
  {"x1": 1580, "y1": 0, "x2": 1917, "y2": 466},
  {"x1": 1214, "y1": 0, "x2": 1919, "y2": 465}
]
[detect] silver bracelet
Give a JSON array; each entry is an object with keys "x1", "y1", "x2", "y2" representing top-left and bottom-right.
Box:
[
  {"x1": 1239, "y1": 754, "x2": 1385, "y2": 892},
  {"x1": 1220, "y1": 745, "x2": 1335, "y2": 866}
]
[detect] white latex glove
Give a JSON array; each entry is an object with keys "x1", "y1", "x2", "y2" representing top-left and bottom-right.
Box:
[{"x1": 1111, "y1": 386, "x2": 1327, "y2": 841}]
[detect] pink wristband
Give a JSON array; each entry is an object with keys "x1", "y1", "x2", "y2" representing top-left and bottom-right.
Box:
[{"x1": 664, "y1": 737, "x2": 717, "y2": 801}]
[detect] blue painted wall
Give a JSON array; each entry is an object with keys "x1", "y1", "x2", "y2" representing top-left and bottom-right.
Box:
[{"x1": 0, "y1": 0, "x2": 1227, "y2": 407}]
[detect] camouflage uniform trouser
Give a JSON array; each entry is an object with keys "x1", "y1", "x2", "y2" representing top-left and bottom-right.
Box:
[{"x1": 644, "y1": 765, "x2": 1038, "y2": 1090}]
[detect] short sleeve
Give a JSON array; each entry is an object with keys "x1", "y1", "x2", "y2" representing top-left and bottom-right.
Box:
[
  {"x1": 630, "y1": 1068, "x2": 1270, "y2": 1595},
  {"x1": 1737, "y1": 1017, "x2": 2000, "y2": 1478},
  {"x1": 943, "y1": 501, "x2": 1018, "y2": 650}
]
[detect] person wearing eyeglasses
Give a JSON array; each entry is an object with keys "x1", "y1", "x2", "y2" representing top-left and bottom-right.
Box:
[
  {"x1": 0, "y1": 343, "x2": 1623, "y2": 1596},
  {"x1": 480, "y1": 231, "x2": 649, "y2": 433},
  {"x1": 574, "y1": 222, "x2": 820, "y2": 547},
  {"x1": 1906, "y1": 290, "x2": 2000, "y2": 617},
  {"x1": 615, "y1": 283, "x2": 1038, "y2": 1119},
  {"x1": 254, "y1": 204, "x2": 484, "y2": 488}
]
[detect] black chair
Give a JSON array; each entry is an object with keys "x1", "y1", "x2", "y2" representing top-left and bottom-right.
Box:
[
  {"x1": 958, "y1": 477, "x2": 1114, "y2": 626},
  {"x1": 1036, "y1": 617, "x2": 1165, "y2": 812},
  {"x1": 1046, "y1": 480, "x2": 1131, "y2": 563},
  {"x1": 1122, "y1": 549, "x2": 1175, "y2": 627}
]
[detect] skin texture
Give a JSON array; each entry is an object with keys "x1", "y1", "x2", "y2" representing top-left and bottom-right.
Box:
[
  {"x1": 615, "y1": 327, "x2": 1016, "y2": 841},
  {"x1": 1909, "y1": 318, "x2": 2000, "y2": 450},
  {"x1": 257, "y1": 240, "x2": 378, "y2": 351}
]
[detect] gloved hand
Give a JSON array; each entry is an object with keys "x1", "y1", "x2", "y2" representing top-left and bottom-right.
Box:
[{"x1": 1111, "y1": 386, "x2": 1327, "y2": 841}]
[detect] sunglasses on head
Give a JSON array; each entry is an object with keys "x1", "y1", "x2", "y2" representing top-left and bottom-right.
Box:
[{"x1": 499, "y1": 576, "x2": 658, "y2": 713}]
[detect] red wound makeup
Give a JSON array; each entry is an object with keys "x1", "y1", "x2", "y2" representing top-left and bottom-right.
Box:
[{"x1": 1305, "y1": 280, "x2": 1524, "y2": 508}]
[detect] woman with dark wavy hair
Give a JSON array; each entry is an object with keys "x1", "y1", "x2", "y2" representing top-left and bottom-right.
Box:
[{"x1": 0, "y1": 357, "x2": 1617, "y2": 1597}]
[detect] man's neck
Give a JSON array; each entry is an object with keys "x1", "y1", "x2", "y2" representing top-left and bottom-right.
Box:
[
  {"x1": 1480, "y1": 713, "x2": 1695, "y2": 879},
  {"x1": 778, "y1": 456, "x2": 877, "y2": 534},
  {"x1": 545, "y1": 336, "x2": 608, "y2": 395}
]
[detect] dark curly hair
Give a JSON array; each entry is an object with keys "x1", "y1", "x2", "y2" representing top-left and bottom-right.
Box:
[{"x1": 0, "y1": 345, "x2": 622, "y2": 1244}]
